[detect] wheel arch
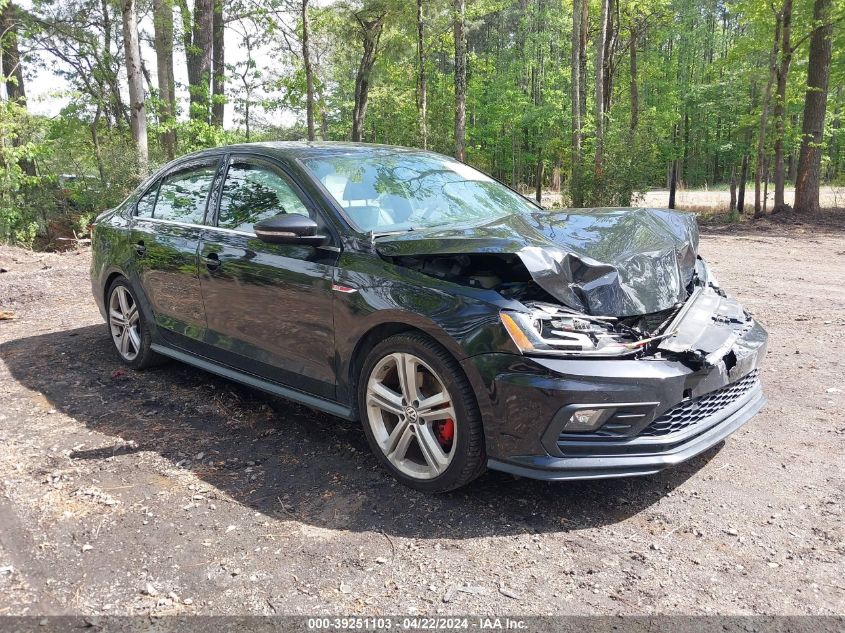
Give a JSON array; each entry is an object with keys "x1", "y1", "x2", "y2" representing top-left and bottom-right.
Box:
[
  {"x1": 350, "y1": 321, "x2": 489, "y2": 490},
  {"x1": 103, "y1": 270, "x2": 125, "y2": 307},
  {"x1": 101, "y1": 268, "x2": 158, "y2": 338}
]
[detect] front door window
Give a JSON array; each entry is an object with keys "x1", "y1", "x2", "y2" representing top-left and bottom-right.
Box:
[{"x1": 217, "y1": 162, "x2": 311, "y2": 233}]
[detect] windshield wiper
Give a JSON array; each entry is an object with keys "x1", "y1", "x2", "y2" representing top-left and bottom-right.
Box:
[{"x1": 369, "y1": 228, "x2": 416, "y2": 244}]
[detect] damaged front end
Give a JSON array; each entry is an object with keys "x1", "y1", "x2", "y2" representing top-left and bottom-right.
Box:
[
  {"x1": 499, "y1": 278, "x2": 765, "y2": 373},
  {"x1": 376, "y1": 208, "x2": 764, "y2": 372},
  {"x1": 373, "y1": 208, "x2": 767, "y2": 479},
  {"x1": 384, "y1": 248, "x2": 763, "y2": 371}
]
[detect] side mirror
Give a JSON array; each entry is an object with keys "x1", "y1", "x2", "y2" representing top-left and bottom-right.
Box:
[{"x1": 253, "y1": 213, "x2": 329, "y2": 247}]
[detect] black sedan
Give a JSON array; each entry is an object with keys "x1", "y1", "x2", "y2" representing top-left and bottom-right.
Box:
[{"x1": 90, "y1": 142, "x2": 767, "y2": 492}]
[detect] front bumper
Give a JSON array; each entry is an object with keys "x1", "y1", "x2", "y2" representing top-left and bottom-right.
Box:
[
  {"x1": 462, "y1": 320, "x2": 767, "y2": 481},
  {"x1": 488, "y1": 385, "x2": 765, "y2": 480}
]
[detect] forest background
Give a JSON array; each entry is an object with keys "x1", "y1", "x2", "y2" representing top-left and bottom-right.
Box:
[{"x1": 1, "y1": 0, "x2": 842, "y2": 248}]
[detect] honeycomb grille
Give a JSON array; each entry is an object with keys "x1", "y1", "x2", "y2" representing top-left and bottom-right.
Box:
[{"x1": 639, "y1": 370, "x2": 760, "y2": 438}]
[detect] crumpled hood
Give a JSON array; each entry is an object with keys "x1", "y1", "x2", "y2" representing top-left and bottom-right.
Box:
[{"x1": 375, "y1": 208, "x2": 700, "y2": 317}]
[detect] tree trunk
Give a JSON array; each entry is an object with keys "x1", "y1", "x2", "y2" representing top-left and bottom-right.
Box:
[
  {"x1": 794, "y1": 0, "x2": 833, "y2": 213},
  {"x1": 601, "y1": 0, "x2": 614, "y2": 116},
  {"x1": 668, "y1": 159, "x2": 677, "y2": 209},
  {"x1": 211, "y1": 0, "x2": 224, "y2": 127},
  {"x1": 594, "y1": 0, "x2": 610, "y2": 180},
  {"x1": 1, "y1": 2, "x2": 27, "y2": 105},
  {"x1": 1, "y1": 2, "x2": 37, "y2": 176},
  {"x1": 453, "y1": 0, "x2": 466, "y2": 160},
  {"x1": 729, "y1": 166, "x2": 737, "y2": 211},
  {"x1": 789, "y1": 114, "x2": 799, "y2": 182},
  {"x1": 570, "y1": 0, "x2": 583, "y2": 207},
  {"x1": 416, "y1": 0, "x2": 427, "y2": 149},
  {"x1": 829, "y1": 86, "x2": 842, "y2": 180},
  {"x1": 738, "y1": 153, "x2": 749, "y2": 213},
  {"x1": 535, "y1": 146, "x2": 544, "y2": 204},
  {"x1": 101, "y1": 0, "x2": 128, "y2": 128},
  {"x1": 578, "y1": 0, "x2": 588, "y2": 127},
  {"x1": 763, "y1": 161, "x2": 770, "y2": 213},
  {"x1": 754, "y1": 8, "x2": 782, "y2": 217},
  {"x1": 682, "y1": 111, "x2": 689, "y2": 186},
  {"x1": 244, "y1": 99, "x2": 250, "y2": 140},
  {"x1": 90, "y1": 107, "x2": 106, "y2": 184},
  {"x1": 122, "y1": 0, "x2": 149, "y2": 174},
  {"x1": 182, "y1": 0, "x2": 213, "y2": 122},
  {"x1": 153, "y1": 0, "x2": 176, "y2": 158},
  {"x1": 302, "y1": 0, "x2": 315, "y2": 141},
  {"x1": 773, "y1": 0, "x2": 793, "y2": 211},
  {"x1": 712, "y1": 117, "x2": 721, "y2": 183},
  {"x1": 318, "y1": 89, "x2": 329, "y2": 140},
  {"x1": 351, "y1": 13, "x2": 384, "y2": 143},
  {"x1": 629, "y1": 24, "x2": 638, "y2": 132}
]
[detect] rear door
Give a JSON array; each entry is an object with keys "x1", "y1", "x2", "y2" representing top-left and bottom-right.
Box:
[
  {"x1": 197, "y1": 154, "x2": 340, "y2": 400},
  {"x1": 130, "y1": 157, "x2": 222, "y2": 352}
]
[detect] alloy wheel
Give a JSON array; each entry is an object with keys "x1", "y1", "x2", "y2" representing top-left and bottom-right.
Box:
[
  {"x1": 108, "y1": 285, "x2": 141, "y2": 361},
  {"x1": 365, "y1": 352, "x2": 458, "y2": 480}
]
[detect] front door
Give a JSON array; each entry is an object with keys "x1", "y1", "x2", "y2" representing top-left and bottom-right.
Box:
[
  {"x1": 197, "y1": 155, "x2": 339, "y2": 400},
  {"x1": 130, "y1": 157, "x2": 222, "y2": 351}
]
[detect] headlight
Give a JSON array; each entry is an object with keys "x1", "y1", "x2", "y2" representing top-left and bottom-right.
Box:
[{"x1": 500, "y1": 307, "x2": 641, "y2": 357}]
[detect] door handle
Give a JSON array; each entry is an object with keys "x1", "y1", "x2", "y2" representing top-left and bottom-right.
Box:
[
  {"x1": 203, "y1": 252, "x2": 221, "y2": 271},
  {"x1": 134, "y1": 241, "x2": 146, "y2": 256}
]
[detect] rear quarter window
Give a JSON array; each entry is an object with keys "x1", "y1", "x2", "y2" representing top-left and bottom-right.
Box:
[{"x1": 135, "y1": 184, "x2": 159, "y2": 218}]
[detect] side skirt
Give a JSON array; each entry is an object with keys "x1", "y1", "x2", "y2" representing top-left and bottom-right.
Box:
[{"x1": 150, "y1": 343, "x2": 356, "y2": 421}]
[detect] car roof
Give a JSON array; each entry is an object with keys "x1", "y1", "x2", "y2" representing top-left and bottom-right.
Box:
[{"x1": 187, "y1": 141, "x2": 430, "y2": 162}]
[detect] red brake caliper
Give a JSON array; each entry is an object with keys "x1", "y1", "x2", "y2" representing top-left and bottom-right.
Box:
[{"x1": 435, "y1": 418, "x2": 455, "y2": 447}]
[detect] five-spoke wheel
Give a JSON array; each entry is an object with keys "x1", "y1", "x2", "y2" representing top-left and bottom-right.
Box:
[
  {"x1": 106, "y1": 278, "x2": 161, "y2": 369},
  {"x1": 109, "y1": 284, "x2": 141, "y2": 361},
  {"x1": 366, "y1": 352, "x2": 458, "y2": 480},
  {"x1": 359, "y1": 333, "x2": 485, "y2": 492}
]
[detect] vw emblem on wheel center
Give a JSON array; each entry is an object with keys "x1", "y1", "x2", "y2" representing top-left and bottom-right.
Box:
[{"x1": 404, "y1": 406, "x2": 419, "y2": 422}]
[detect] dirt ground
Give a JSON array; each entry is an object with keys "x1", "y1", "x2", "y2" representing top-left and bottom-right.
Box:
[{"x1": 0, "y1": 212, "x2": 843, "y2": 616}]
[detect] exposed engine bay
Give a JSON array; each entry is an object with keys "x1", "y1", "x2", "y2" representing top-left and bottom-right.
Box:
[{"x1": 389, "y1": 253, "x2": 536, "y2": 294}]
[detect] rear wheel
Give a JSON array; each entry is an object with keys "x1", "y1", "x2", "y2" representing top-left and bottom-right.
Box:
[
  {"x1": 358, "y1": 333, "x2": 486, "y2": 492},
  {"x1": 106, "y1": 278, "x2": 162, "y2": 369}
]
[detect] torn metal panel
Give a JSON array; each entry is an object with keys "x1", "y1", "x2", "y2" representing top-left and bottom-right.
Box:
[
  {"x1": 375, "y1": 207, "x2": 700, "y2": 317},
  {"x1": 657, "y1": 286, "x2": 765, "y2": 369}
]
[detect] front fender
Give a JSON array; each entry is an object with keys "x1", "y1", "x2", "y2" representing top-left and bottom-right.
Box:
[{"x1": 332, "y1": 255, "x2": 516, "y2": 407}]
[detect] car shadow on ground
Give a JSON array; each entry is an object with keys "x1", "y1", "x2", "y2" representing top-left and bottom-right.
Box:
[{"x1": 1, "y1": 325, "x2": 721, "y2": 539}]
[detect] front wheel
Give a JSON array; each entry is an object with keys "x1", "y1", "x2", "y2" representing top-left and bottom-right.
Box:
[{"x1": 358, "y1": 333, "x2": 486, "y2": 492}]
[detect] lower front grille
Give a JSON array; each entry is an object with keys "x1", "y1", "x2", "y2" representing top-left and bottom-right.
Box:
[{"x1": 639, "y1": 370, "x2": 760, "y2": 437}]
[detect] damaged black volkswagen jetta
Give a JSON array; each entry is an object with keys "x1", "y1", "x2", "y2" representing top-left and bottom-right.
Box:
[{"x1": 91, "y1": 142, "x2": 767, "y2": 492}]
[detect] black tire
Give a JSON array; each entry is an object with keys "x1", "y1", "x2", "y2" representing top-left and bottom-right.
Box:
[
  {"x1": 106, "y1": 277, "x2": 164, "y2": 370},
  {"x1": 357, "y1": 332, "x2": 486, "y2": 492}
]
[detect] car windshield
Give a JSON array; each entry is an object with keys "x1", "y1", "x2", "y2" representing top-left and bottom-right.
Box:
[{"x1": 302, "y1": 152, "x2": 537, "y2": 233}]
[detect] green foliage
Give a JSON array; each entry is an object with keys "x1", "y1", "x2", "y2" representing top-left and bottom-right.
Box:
[
  {"x1": 2, "y1": 0, "x2": 844, "y2": 251},
  {"x1": 176, "y1": 119, "x2": 244, "y2": 154},
  {"x1": 0, "y1": 104, "x2": 247, "y2": 249},
  {"x1": 0, "y1": 102, "x2": 52, "y2": 246}
]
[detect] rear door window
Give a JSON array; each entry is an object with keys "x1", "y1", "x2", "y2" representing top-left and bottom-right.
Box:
[{"x1": 154, "y1": 162, "x2": 219, "y2": 225}]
